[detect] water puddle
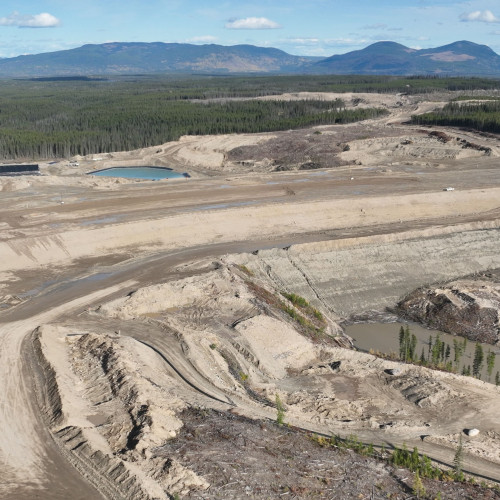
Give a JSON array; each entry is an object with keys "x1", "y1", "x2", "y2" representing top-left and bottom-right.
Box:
[
  {"x1": 18, "y1": 272, "x2": 114, "y2": 299},
  {"x1": 19, "y1": 278, "x2": 60, "y2": 298},
  {"x1": 345, "y1": 321, "x2": 500, "y2": 382},
  {"x1": 79, "y1": 272, "x2": 113, "y2": 283},
  {"x1": 192, "y1": 201, "x2": 257, "y2": 211},
  {"x1": 89, "y1": 166, "x2": 188, "y2": 180}
]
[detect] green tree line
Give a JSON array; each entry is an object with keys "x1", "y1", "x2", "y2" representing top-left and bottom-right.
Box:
[
  {"x1": 411, "y1": 99, "x2": 500, "y2": 133},
  {"x1": 0, "y1": 81, "x2": 387, "y2": 158},
  {"x1": 398, "y1": 326, "x2": 499, "y2": 384},
  {"x1": 0, "y1": 74, "x2": 498, "y2": 159}
]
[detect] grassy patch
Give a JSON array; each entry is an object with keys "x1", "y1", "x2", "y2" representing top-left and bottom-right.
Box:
[
  {"x1": 310, "y1": 434, "x2": 467, "y2": 484},
  {"x1": 280, "y1": 292, "x2": 327, "y2": 339},
  {"x1": 452, "y1": 95, "x2": 500, "y2": 101},
  {"x1": 235, "y1": 264, "x2": 254, "y2": 277},
  {"x1": 244, "y1": 282, "x2": 329, "y2": 341}
]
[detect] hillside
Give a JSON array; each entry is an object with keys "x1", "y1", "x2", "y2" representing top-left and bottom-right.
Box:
[
  {"x1": 315, "y1": 40, "x2": 500, "y2": 76},
  {"x1": 0, "y1": 40, "x2": 500, "y2": 77},
  {"x1": 0, "y1": 42, "x2": 316, "y2": 77}
]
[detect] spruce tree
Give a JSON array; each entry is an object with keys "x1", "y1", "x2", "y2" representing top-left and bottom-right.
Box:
[
  {"x1": 453, "y1": 434, "x2": 464, "y2": 481},
  {"x1": 412, "y1": 470, "x2": 426, "y2": 498},
  {"x1": 420, "y1": 348, "x2": 426, "y2": 365},
  {"x1": 486, "y1": 350, "x2": 496, "y2": 381},
  {"x1": 445, "y1": 344, "x2": 451, "y2": 361},
  {"x1": 472, "y1": 342, "x2": 484, "y2": 378}
]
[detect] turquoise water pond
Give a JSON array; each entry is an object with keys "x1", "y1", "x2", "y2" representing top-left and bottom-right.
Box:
[{"x1": 90, "y1": 167, "x2": 188, "y2": 180}]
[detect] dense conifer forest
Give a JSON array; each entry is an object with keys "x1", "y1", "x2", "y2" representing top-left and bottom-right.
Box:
[
  {"x1": 1, "y1": 74, "x2": 498, "y2": 159},
  {"x1": 411, "y1": 98, "x2": 500, "y2": 133}
]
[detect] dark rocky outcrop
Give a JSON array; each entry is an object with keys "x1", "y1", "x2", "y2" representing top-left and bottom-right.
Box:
[{"x1": 397, "y1": 279, "x2": 500, "y2": 344}]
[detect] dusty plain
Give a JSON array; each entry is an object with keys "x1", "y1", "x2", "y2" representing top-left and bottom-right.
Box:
[{"x1": 1, "y1": 91, "x2": 500, "y2": 499}]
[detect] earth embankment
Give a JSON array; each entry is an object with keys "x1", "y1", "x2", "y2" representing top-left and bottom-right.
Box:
[
  {"x1": 1, "y1": 187, "x2": 499, "y2": 277},
  {"x1": 233, "y1": 223, "x2": 500, "y2": 319}
]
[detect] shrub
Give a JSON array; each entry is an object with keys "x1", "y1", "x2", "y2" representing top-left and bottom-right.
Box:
[{"x1": 275, "y1": 394, "x2": 286, "y2": 426}]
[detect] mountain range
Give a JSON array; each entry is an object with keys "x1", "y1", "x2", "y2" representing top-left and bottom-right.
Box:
[{"x1": 1, "y1": 40, "x2": 500, "y2": 77}]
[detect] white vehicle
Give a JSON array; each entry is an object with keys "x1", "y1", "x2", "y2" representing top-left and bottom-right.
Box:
[
  {"x1": 69, "y1": 161, "x2": 79, "y2": 167},
  {"x1": 443, "y1": 187, "x2": 454, "y2": 191}
]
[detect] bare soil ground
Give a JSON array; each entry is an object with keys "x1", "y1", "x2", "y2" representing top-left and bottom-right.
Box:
[
  {"x1": 159, "y1": 408, "x2": 499, "y2": 500},
  {"x1": 1, "y1": 90, "x2": 500, "y2": 499}
]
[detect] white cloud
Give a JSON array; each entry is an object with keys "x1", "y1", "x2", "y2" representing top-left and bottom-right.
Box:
[
  {"x1": 286, "y1": 37, "x2": 320, "y2": 45},
  {"x1": 0, "y1": 12, "x2": 60, "y2": 28},
  {"x1": 460, "y1": 10, "x2": 500, "y2": 23},
  {"x1": 187, "y1": 35, "x2": 218, "y2": 43},
  {"x1": 225, "y1": 17, "x2": 281, "y2": 30},
  {"x1": 324, "y1": 37, "x2": 370, "y2": 47}
]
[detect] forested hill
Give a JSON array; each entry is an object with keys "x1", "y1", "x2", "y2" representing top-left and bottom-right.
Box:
[
  {"x1": 314, "y1": 41, "x2": 500, "y2": 76},
  {"x1": 0, "y1": 40, "x2": 500, "y2": 77},
  {"x1": 0, "y1": 42, "x2": 317, "y2": 77}
]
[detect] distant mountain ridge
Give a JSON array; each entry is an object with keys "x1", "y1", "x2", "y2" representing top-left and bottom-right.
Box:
[
  {"x1": 0, "y1": 42, "x2": 317, "y2": 77},
  {"x1": 314, "y1": 40, "x2": 500, "y2": 76},
  {"x1": 0, "y1": 40, "x2": 499, "y2": 77}
]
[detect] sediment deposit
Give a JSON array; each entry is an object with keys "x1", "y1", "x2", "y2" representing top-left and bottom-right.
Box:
[{"x1": 1, "y1": 90, "x2": 500, "y2": 498}]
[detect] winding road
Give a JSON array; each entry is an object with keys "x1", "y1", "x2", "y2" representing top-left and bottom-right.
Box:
[
  {"x1": 1, "y1": 133, "x2": 500, "y2": 496},
  {"x1": 2, "y1": 239, "x2": 500, "y2": 498}
]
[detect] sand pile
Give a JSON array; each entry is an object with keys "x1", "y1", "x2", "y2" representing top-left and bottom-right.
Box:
[
  {"x1": 98, "y1": 264, "x2": 339, "y2": 383},
  {"x1": 35, "y1": 324, "x2": 209, "y2": 499},
  {"x1": 339, "y1": 132, "x2": 493, "y2": 167}
]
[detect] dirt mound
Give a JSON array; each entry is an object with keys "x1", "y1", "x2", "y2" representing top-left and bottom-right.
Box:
[
  {"x1": 35, "y1": 325, "x2": 209, "y2": 499},
  {"x1": 388, "y1": 374, "x2": 461, "y2": 408},
  {"x1": 398, "y1": 279, "x2": 500, "y2": 344}
]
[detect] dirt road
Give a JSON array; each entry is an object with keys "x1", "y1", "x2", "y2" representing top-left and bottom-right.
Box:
[
  {"x1": 3, "y1": 245, "x2": 500, "y2": 497},
  {"x1": 1, "y1": 92, "x2": 500, "y2": 497}
]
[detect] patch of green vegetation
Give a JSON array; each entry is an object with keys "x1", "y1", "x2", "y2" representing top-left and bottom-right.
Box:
[
  {"x1": 235, "y1": 264, "x2": 254, "y2": 277},
  {"x1": 275, "y1": 394, "x2": 286, "y2": 426},
  {"x1": 452, "y1": 95, "x2": 500, "y2": 101},
  {"x1": 391, "y1": 444, "x2": 443, "y2": 480},
  {"x1": 281, "y1": 305, "x2": 325, "y2": 339},
  {"x1": 311, "y1": 433, "x2": 468, "y2": 485},
  {"x1": 1, "y1": 73, "x2": 498, "y2": 159},
  {"x1": 411, "y1": 99, "x2": 500, "y2": 134},
  {"x1": 0, "y1": 76, "x2": 388, "y2": 159},
  {"x1": 288, "y1": 293, "x2": 323, "y2": 320},
  {"x1": 243, "y1": 285, "x2": 328, "y2": 341},
  {"x1": 311, "y1": 433, "x2": 378, "y2": 462},
  {"x1": 412, "y1": 470, "x2": 426, "y2": 499}
]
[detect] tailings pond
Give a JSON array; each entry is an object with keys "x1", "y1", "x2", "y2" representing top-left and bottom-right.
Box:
[
  {"x1": 90, "y1": 167, "x2": 188, "y2": 180},
  {"x1": 345, "y1": 321, "x2": 500, "y2": 383}
]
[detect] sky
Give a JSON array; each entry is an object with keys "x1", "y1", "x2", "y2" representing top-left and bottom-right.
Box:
[{"x1": 1, "y1": 0, "x2": 500, "y2": 59}]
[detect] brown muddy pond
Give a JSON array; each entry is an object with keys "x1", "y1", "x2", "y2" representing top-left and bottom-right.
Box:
[{"x1": 345, "y1": 321, "x2": 500, "y2": 383}]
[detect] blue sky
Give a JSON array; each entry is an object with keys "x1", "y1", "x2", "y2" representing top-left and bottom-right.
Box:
[{"x1": 1, "y1": 1, "x2": 500, "y2": 58}]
